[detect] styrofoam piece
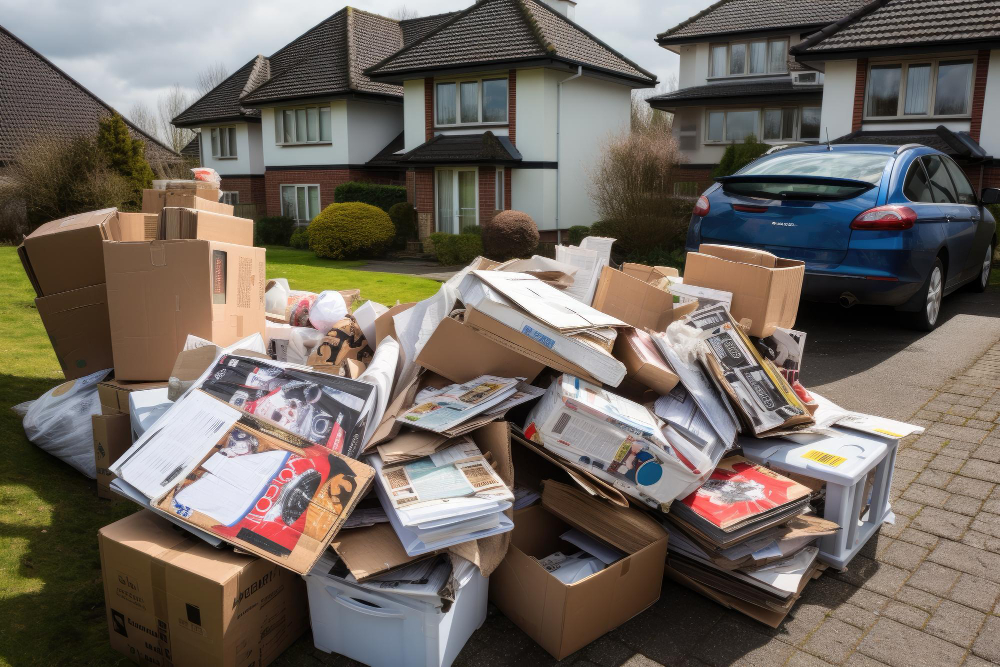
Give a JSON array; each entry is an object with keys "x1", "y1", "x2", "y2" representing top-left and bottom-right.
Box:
[
  {"x1": 128, "y1": 387, "x2": 171, "y2": 441},
  {"x1": 740, "y1": 427, "x2": 897, "y2": 570},
  {"x1": 304, "y1": 554, "x2": 488, "y2": 667}
]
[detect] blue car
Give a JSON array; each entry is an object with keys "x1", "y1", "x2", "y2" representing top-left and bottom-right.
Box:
[{"x1": 686, "y1": 144, "x2": 999, "y2": 330}]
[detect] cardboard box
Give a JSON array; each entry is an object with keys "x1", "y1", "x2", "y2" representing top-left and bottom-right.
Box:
[
  {"x1": 18, "y1": 208, "x2": 118, "y2": 297},
  {"x1": 141, "y1": 189, "x2": 231, "y2": 215},
  {"x1": 489, "y1": 482, "x2": 668, "y2": 659},
  {"x1": 34, "y1": 284, "x2": 114, "y2": 379},
  {"x1": 416, "y1": 315, "x2": 545, "y2": 384},
  {"x1": 621, "y1": 263, "x2": 679, "y2": 285},
  {"x1": 592, "y1": 266, "x2": 697, "y2": 332},
  {"x1": 92, "y1": 413, "x2": 132, "y2": 499},
  {"x1": 161, "y1": 208, "x2": 254, "y2": 246},
  {"x1": 612, "y1": 328, "x2": 680, "y2": 395},
  {"x1": 683, "y1": 244, "x2": 805, "y2": 338},
  {"x1": 116, "y1": 212, "x2": 159, "y2": 242},
  {"x1": 104, "y1": 240, "x2": 267, "y2": 381},
  {"x1": 97, "y1": 379, "x2": 169, "y2": 415},
  {"x1": 98, "y1": 510, "x2": 307, "y2": 666}
]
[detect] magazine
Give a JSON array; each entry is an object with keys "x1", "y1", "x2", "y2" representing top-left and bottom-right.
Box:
[{"x1": 397, "y1": 375, "x2": 521, "y2": 433}]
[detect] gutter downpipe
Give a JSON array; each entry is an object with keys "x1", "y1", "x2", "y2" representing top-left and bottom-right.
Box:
[{"x1": 555, "y1": 65, "x2": 583, "y2": 245}]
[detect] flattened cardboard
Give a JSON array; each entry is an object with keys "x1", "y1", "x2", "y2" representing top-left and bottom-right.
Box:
[
  {"x1": 18, "y1": 208, "x2": 118, "y2": 297},
  {"x1": 115, "y1": 212, "x2": 158, "y2": 241},
  {"x1": 34, "y1": 284, "x2": 114, "y2": 379},
  {"x1": 416, "y1": 316, "x2": 545, "y2": 384},
  {"x1": 373, "y1": 302, "x2": 415, "y2": 348},
  {"x1": 613, "y1": 328, "x2": 680, "y2": 395},
  {"x1": 683, "y1": 244, "x2": 805, "y2": 338},
  {"x1": 99, "y1": 510, "x2": 307, "y2": 666},
  {"x1": 161, "y1": 208, "x2": 254, "y2": 246},
  {"x1": 92, "y1": 413, "x2": 132, "y2": 499},
  {"x1": 621, "y1": 263, "x2": 679, "y2": 284},
  {"x1": 141, "y1": 189, "x2": 231, "y2": 215},
  {"x1": 592, "y1": 266, "x2": 697, "y2": 332},
  {"x1": 332, "y1": 519, "x2": 428, "y2": 581},
  {"x1": 103, "y1": 240, "x2": 266, "y2": 381},
  {"x1": 97, "y1": 379, "x2": 169, "y2": 415}
]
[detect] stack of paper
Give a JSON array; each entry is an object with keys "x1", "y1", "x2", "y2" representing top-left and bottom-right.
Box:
[
  {"x1": 554, "y1": 236, "x2": 615, "y2": 306},
  {"x1": 396, "y1": 375, "x2": 540, "y2": 437},
  {"x1": 370, "y1": 438, "x2": 514, "y2": 556}
]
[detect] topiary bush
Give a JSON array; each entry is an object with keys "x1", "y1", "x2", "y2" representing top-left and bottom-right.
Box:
[
  {"x1": 387, "y1": 202, "x2": 418, "y2": 249},
  {"x1": 308, "y1": 202, "x2": 395, "y2": 259},
  {"x1": 429, "y1": 232, "x2": 483, "y2": 265},
  {"x1": 289, "y1": 227, "x2": 309, "y2": 249},
  {"x1": 255, "y1": 215, "x2": 296, "y2": 246},
  {"x1": 481, "y1": 210, "x2": 539, "y2": 261},
  {"x1": 567, "y1": 225, "x2": 590, "y2": 245},
  {"x1": 334, "y1": 181, "x2": 407, "y2": 212}
]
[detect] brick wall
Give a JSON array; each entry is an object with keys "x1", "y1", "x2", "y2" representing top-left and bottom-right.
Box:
[
  {"x1": 852, "y1": 59, "x2": 868, "y2": 132},
  {"x1": 262, "y1": 168, "x2": 403, "y2": 216},
  {"x1": 405, "y1": 170, "x2": 416, "y2": 205},
  {"x1": 971, "y1": 50, "x2": 990, "y2": 143},
  {"x1": 504, "y1": 167, "x2": 512, "y2": 210},
  {"x1": 479, "y1": 167, "x2": 497, "y2": 227},
  {"x1": 961, "y1": 164, "x2": 1000, "y2": 191},
  {"x1": 669, "y1": 166, "x2": 715, "y2": 196},
  {"x1": 508, "y1": 69, "x2": 517, "y2": 146},
  {"x1": 414, "y1": 168, "x2": 435, "y2": 239},
  {"x1": 425, "y1": 78, "x2": 434, "y2": 142},
  {"x1": 220, "y1": 176, "x2": 266, "y2": 210}
]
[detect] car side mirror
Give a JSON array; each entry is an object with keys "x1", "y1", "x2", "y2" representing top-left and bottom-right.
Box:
[{"x1": 982, "y1": 188, "x2": 1000, "y2": 205}]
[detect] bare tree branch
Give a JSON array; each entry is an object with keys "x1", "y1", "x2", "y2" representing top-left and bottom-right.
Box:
[
  {"x1": 157, "y1": 84, "x2": 195, "y2": 153},
  {"x1": 196, "y1": 62, "x2": 229, "y2": 96},
  {"x1": 128, "y1": 101, "x2": 160, "y2": 141},
  {"x1": 390, "y1": 5, "x2": 419, "y2": 20}
]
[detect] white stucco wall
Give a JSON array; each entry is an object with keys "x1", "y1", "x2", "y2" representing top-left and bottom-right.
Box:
[
  {"x1": 247, "y1": 123, "x2": 264, "y2": 174},
  {"x1": 199, "y1": 122, "x2": 262, "y2": 175},
  {"x1": 511, "y1": 168, "x2": 556, "y2": 229},
  {"x1": 345, "y1": 100, "x2": 404, "y2": 164},
  {"x1": 820, "y1": 59, "x2": 857, "y2": 142},
  {"x1": 403, "y1": 79, "x2": 426, "y2": 151},
  {"x1": 979, "y1": 49, "x2": 1000, "y2": 158},
  {"x1": 514, "y1": 68, "x2": 559, "y2": 162}
]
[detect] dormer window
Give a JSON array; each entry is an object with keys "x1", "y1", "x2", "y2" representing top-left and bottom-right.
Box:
[
  {"x1": 710, "y1": 39, "x2": 788, "y2": 78},
  {"x1": 435, "y1": 77, "x2": 508, "y2": 127},
  {"x1": 210, "y1": 126, "x2": 237, "y2": 158}
]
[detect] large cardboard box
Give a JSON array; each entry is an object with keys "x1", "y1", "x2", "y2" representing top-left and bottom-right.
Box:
[
  {"x1": 592, "y1": 266, "x2": 697, "y2": 332},
  {"x1": 489, "y1": 482, "x2": 668, "y2": 660},
  {"x1": 116, "y1": 212, "x2": 159, "y2": 242},
  {"x1": 18, "y1": 208, "x2": 118, "y2": 297},
  {"x1": 92, "y1": 413, "x2": 131, "y2": 499},
  {"x1": 35, "y1": 284, "x2": 114, "y2": 379},
  {"x1": 161, "y1": 208, "x2": 254, "y2": 246},
  {"x1": 99, "y1": 510, "x2": 307, "y2": 666},
  {"x1": 141, "y1": 190, "x2": 231, "y2": 215},
  {"x1": 104, "y1": 240, "x2": 267, "y2": 381},
  {"x1": 683, "y1": 244, "x2": 805, "y2": 338}
]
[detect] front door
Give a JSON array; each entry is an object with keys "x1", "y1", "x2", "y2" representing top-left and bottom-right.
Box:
[{"x1": 436, "y1": 168, "x2": 478, "y2": 234}]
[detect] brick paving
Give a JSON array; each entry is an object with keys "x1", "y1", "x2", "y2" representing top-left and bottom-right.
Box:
[{"x1": 290, "y1": 343, "x2": 1000, "y2": 667}]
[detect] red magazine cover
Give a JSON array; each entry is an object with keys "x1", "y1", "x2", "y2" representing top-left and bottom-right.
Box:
[{"x1": 679, "y1": 456, "x2": 811, "y2": 530}]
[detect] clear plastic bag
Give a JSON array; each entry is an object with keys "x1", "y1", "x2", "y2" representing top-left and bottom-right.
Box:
[
  {"x1": 309, "y1": 291, "x2": 348, "y2": 333},
  {"x1": 190, "y1": 167, "x2": 221, "y2": 190},
  {"x1": 22, "y1": 368, "x2": 112, "y2": 478}
]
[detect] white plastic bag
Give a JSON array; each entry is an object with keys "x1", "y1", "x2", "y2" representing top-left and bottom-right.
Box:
[
  {"x1": 22, "y1": 368, "x2": 111, "y2": 478},
  {"x1": 309, "y1": 291, "x2": 348, "y2": 333},
  {"x1": 190, "y1": 167, "x2": 221, "y2": 190},
  {"x1": 266, "y1": 323, "x2": 326, "y2": 364}
]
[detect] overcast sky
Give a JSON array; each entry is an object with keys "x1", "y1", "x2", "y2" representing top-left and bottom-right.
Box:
[{"x1": 1, "y1": 0, "x2": 714, "y2": 126}]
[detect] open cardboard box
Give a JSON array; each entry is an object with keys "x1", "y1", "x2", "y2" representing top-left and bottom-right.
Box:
[
  {"x1": 18, "y1": 208, "x2": 119, "y2": 297},
  {"x1": 160, "y1": 208, "x2": 254, "y2": 246},
  {"x1": 97, "y1": 379, "x2": 169, "y2": 415},
  {"x1": 416, "y1": 315, "x2": 545, "y2": 384},
  {"x1": 683, "y1": 244, "x2": 804, "y2": 338},
  {"x1": 621, "y1": 263, "x2": 679, "y2": 285},
  {"x1": 592, "y1": 266, "x2": 697, "y2": 332}
]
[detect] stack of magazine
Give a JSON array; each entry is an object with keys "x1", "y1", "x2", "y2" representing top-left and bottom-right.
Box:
[
  {"x1": 370, "y1": 437, "x2": 514, "y2": 556},
  {"x1": 396, "y1": 375, "x2": 541, "y2": 437}
]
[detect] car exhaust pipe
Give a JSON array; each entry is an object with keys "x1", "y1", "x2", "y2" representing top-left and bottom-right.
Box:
[{"x1": 839, "y1": 292, "x2": 859, "y2": 308}]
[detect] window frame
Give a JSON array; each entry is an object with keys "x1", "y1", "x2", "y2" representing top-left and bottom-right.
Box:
[
  {"x1": 708, "y1": 38, "x2": 789, "y2": 79},
  {"x1": 495, "y1": 167, "x2": 505, "y2": 211},
  {"x1": 280, "y1": 184, "x2": 321, "y2": 224},
  {"x1": 434, "y1": 166, "x2": 479, "y2": 233},
  {"x1": 434, "y1": 75, "x2": 509, "y2": 128},
  {"x1": 210, "y1": 126, "x2": 238, "y2": 159},
  {"x1": 220, "y1": 191, "x2": 240, "y2": 206},
  {"x1": 274, "y1": 105, "x2": 333, "y2": 146},
  {"x1": 863, "y1": 57, "x2": 976, "y2": 120},
  {"x1": 704, "y1": 106, "x2": 819, "y2": 144}
]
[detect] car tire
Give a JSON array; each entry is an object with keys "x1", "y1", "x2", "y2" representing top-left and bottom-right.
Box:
[
  {"x1": 911, "y1": 259, "x2": 945, "y2": 331},
  {"x1": 968, "y1": 243, "x2": 993, "y2": 293}
]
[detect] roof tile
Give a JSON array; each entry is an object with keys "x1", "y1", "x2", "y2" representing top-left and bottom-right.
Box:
[{"x1": 657, "y1": 0, "x2": 870, "y2": 42}]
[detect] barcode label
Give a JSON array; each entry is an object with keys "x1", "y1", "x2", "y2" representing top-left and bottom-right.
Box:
[{"x1": 802, "y1": 449, "x2": 847, "y2": 467}]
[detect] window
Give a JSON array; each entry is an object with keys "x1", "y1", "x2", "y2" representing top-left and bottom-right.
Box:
[
  {"x1": 940, "y1": 155, "x2": 977, "y2": 204},
  {"x1": 705, "y1": 106, "x2": 820, "y2": 143},
  {"x1": 799, "y1": 107, "x2": 821, "y2": 141},
  {"x1": 707, "y1": 111, "x2": 724, "y2": 142},
  {"x1": 710, "y1": 39, "x2": 788, "y2": 78},
  {"x1": 710, "y1": 45, "x2": 728, "y2": 78},
  {"x1": 275, "y1": 105, "x2": 332, "y2": 144},
  {"x1": 495, "y1": 167, "x2": 505, "y2": 211},
  {"x1": 865, "y1": 59, "x2": 974, "y2": 118},
  {"x1": 729, "y1": 43, "x2": 746, "y2": 76},
  {"x1": 436, "y1": 77, "x2": 508, "y2": 126},
  {"x1": 749, "y1": 41, "x2": 767, "y2": 74},
  {"x1": 220, "y1": 191, "x2": 240, "y2": 206},
  {"x1": 280, "y1": 185, "x2": 320, "y2": 223},
  {"x1": 903, "y1": 160, "x2": 934, "y2": 202},
  {"x1": 726, "y1": 110, "x2": 759, "y2": 142},
  {"x1": 741, "y1": 152, "x2": 889, "y2": 184},
  {"x1": 210, "y1": 126, "x2": 237, "y2": 158},
  {"x1": 762, "y1": 109, "x2": 796, "y2": 141},
  {"x1": 768, "y1": 40, "x2": 788, "y2": 74},
  {"x1": 923, "y1": 155, "x2": 958, "y2": 204},
  {"x1": 436, "y1": 168, "x2": 478, "y2": 233}
]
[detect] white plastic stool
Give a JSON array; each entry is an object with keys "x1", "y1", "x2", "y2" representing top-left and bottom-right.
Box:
[{"x1": 740, "y1": 427, "x2": 897, "y2": 570}]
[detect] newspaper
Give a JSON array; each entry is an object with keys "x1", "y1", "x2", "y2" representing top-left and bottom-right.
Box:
[
  {"x1": 379, "y1": 440, "x2": 513, "y2": 511},
  {"x1": 654, "y1": 384, "x2": 732, "y2": 463},
  {"x1": 398, "y1": 375, "x2": 521, "y2": 433},
  {"x1": 670, "y1": 284, "x2": 733, "y2": 313}
]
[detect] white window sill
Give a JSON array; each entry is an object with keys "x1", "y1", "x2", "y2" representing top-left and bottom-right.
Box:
[
  {"x1": 705, "y1": 73, "x2": 788, "y2": 82},
  {"x1": 276, "y1": 142, "x2": 333, "y2": 147},
  {"x1": 212, "y1": 155, "x2": 238, "y2": 160},
  {"x1": 434, "y1": 122, "x2": 509, "y2": 130},
  {"x1": 863, "y1": 115, "x2": 971, "y2": 122}
]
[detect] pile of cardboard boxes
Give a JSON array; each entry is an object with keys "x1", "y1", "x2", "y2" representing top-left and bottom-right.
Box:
[{"x1": 17, "y1": 197, "x2": 920, "y2": 666}]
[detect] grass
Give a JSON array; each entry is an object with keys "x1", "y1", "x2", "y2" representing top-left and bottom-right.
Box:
[{"x1": 0, "y1": 246, "x2": 439, "y2": 666}]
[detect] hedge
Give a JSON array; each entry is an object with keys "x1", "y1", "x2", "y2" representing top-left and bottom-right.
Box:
[
  {"x1": 429, "y1": 232, "x2": 483, "y2": 265},
  {"x1": 334, "y1": 181, "x2": 407, "y2": 212},
  {"x1": 308, "y1": 202, "x2": 395, "y2": 259}
]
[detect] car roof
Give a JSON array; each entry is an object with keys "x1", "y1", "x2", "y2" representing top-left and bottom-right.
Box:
[{"x1": 771, "y1": 143, "x2": 940, "y2": 157}]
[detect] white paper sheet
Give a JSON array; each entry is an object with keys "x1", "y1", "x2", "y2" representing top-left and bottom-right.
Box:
[
  {"x1": 174, "y1": 450, "x2": 289, "y2": 525},
  {"x1": 354, "y1": 300, "x2": 388, "y2": 348},
  {"x1": 391, "y1": 285, "x2": 459, "y2": 399},
  {"x1": 555, "y1": 245, "x2": 603, "y2": 306},
  {"x1": 472, "y1": 271, "x2": 625, "y2": 331},
  {"x1": 357, "y1": 336, "x2": 399, "y2": 447},
  {"x1": 560, "y1": 528, "x2": 626, "y2": 565}
]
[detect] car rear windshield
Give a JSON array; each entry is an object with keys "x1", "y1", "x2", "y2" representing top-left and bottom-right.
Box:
[{"x1": 727, "y1": 152, "x2": 890, "y2": 200}]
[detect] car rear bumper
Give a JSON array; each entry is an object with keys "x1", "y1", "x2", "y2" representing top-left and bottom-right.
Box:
[{"x1": 803, "y1": 271, "x2": 923, "y2": 306}]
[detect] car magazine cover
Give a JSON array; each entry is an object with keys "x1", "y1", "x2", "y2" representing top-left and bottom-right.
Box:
[{"x1": 198, "y1": 355, "x2": 376, "y2": 458}]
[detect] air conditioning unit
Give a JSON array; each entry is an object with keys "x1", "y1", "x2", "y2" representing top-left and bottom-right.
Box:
[{"x1": 792, "y1": 71, "x2": 821, "y2": 85}]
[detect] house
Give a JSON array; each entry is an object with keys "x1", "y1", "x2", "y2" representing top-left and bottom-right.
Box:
[
  {"x1": 646, "y1": 0, "x2": 871, "y2": 191},
  {"x1": 174, "y1": 0, "x2": 656, "y2": 240},
  {"x1": 0, "y1": 24, "x2": 179, "y2": 169},
  {"x1": 364, "y1": 0, "x2": 656, "y2": 242},
  {"x1": 790, "y1": 0, "x2": 1000, "y2": 191}
]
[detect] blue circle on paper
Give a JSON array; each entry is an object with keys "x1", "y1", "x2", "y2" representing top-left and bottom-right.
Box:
[{"x1": 636, "y1": 460, "x2": 663, "y2": 486}]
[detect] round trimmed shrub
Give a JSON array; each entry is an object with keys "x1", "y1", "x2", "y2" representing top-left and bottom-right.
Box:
[
  {"x1": 289, "y1": 227, "x2": 309, "y2": 249},
  {"x1": 308, "y1": 202, "x2": 395, "y2": 260},
  {"x1": 481, "y1": 210, "x2": 539, "y2": 261},
  {"x1": 388, "y1": 202, "x2": 418, "y2": 248}
]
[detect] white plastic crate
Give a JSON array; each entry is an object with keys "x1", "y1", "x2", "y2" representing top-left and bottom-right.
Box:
[
  {"x1": 303, "y1": 555, "x2": 488, "y2": 667},
  {"x1": 740, "y1": 427, "x2": 898, "y2": 570}
]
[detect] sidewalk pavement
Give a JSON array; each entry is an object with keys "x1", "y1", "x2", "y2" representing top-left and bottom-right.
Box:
[
  {"x1": 356, "y1": 258, "x2": 461, "y2": 282},
  {"x1": 291, "y1": 343, "x2": 1000, "y2": 667}
]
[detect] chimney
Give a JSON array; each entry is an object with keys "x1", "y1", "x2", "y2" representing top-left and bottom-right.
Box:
[{"x1": 538, "y1": 0, "x2": 577, "y2": 20}]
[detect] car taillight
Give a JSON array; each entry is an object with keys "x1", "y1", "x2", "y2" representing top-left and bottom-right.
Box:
[
  {"x1": 693, "y1": 196, "x2": 710, "y2": 217},
  {"x1": 850, "y1": 205, "x2": 916, "y2": 230}
]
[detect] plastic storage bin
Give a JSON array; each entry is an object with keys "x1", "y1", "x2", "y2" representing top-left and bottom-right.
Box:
[
  {"x1": 740, "y1": 427, "x2": 897, "y2": 570},
  {"x1": 303, "y1": 555, "x2": 488, "y2": 667}
]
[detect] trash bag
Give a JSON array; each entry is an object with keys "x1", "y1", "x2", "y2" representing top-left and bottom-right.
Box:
[
  {"x1": 22, "y1": 368, "x2": 111, "y2": 478},
  {"x1": 309, "y1": 291, "x2": 348, "y2": 333},
  {"x1": 190, "y1": 167, "x2": 221, "y2": 190}
]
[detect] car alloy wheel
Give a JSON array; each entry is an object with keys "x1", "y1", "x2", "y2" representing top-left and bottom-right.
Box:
[{"x1": 926, "y1": 265, "x2": 943, "y2": 327}]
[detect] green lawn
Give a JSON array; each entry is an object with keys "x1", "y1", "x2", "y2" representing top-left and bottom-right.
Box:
[{"x1": 0, "y1": 245, "x2": 438, "y2": 666}]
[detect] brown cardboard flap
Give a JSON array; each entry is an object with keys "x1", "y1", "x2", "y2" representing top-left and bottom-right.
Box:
[
  {"x1": 698, "y1": 243, "x2": 778, "y2": 268},
  {"x1": 115, "y1": 212, "x2": 159, "y2": 241},
  {"x1": 35, "y1": 284, "x2": 113, "y2": 380},
  {"x1": 20, "y1": 208, "x2": 117, "y2": 296},
  {"x1": 142, "y1": 190, "x2": 232, "y2": 215},
  {"x1": 591, "y1": 266, "x2": 692, "y2": 332},
  {"x1": 511, "y1": 434, "x2": 628, "y2": 507},
  {"x1": 612, "y1": 328, "x2": 680, "y2": 395},
  {"x1": 331, "y1": 521, "x2": 428, "y2": 581},
  {"x1": 541, "y1": 480, "x2": 666, "y2": 554},
  {"x1": 92, "y1": 413, "x2": 132, "y2": 497},
  {"x1": 416, "y1": 315, "x2": 544, "y2": 384},
  {"x1": 621, "y1": 263, "x2": 679, "y2": 284}
]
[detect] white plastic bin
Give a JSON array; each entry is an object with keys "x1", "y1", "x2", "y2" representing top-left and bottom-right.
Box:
[
  {"x1": 741, "y1": 427, "x2": 898, "y2": 570},
  {"x1": 303, "y1": 555, "x2": 488, "y2": 667}
]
